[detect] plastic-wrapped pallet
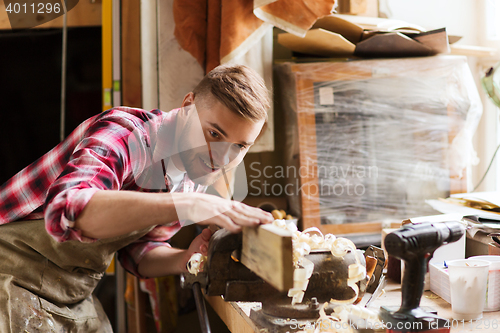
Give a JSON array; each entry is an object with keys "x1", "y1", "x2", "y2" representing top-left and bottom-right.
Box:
[{"x1": 274, "y1": 55, "x2": 482, "y2": 235}]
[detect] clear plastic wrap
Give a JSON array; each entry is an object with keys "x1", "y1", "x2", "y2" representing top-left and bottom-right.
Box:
[{"x1": 274, "y1": 56, "x2": 482, "y2": 231}]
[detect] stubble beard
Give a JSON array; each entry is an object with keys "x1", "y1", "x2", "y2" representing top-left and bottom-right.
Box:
[{"x1": 178, "y1": 148, "x2": 223, "y2": 186}]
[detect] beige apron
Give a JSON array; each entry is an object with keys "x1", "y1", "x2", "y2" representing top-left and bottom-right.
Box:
[{"x1": 0, "y1": 219, "x2": 155, "y2": 332}]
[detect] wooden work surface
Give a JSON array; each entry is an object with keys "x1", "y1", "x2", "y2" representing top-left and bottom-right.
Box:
[
  {"x1": 207, "y1": 280, "x2": 500, "y2": 333},
  {"x1": 369, "y1": 281, "x2": 500, "y2": 333}
]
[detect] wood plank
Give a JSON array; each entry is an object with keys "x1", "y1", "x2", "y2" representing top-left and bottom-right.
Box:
[
  {"x1": 241, "y1": 224, "x2": 294, "y2": 292},
  {"x1": 102, "y1": 0, "x2": 112, "y2": 111},
  {"x1": 0, "y1": 1, "x2": 101, "y2": 30},
  {"x1": 450, "y1": 44, "x2": 500, "y2": 58},
  {"x1": 121, "y1": 0, "x2": 142, "y2": 108},
  {"x1": 321, "y1": 221, "x2": 383, "y2": 235},
  {"x1": 294, "y1": 78, "x2": 321, "y2": 231},
  {"x1": 133, "y1": 276, "x2": 147, "y2": 333},
  {"x1": 206, "y1": 297, "x2": 260, "y2": 333}
]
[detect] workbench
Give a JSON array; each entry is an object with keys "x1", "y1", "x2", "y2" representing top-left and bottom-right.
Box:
[{"x1": 207, "y1": 280, "x2": 500, "y2": 333}]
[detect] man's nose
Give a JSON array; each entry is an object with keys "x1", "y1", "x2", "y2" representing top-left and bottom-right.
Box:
[{"x1": 207, "y1": 142, "x2": 240, "y2": 166}]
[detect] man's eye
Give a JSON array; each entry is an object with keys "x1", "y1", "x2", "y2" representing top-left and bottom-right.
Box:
[
  {"x1": 234, "y1": 143, "x2": 246, "y2": 150},
  {"x1": 209, "y1": 130, "x2": 219, "y2": 138}
]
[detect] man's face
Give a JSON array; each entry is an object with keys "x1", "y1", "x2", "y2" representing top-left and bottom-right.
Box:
[{"x1": 177, "y1": 92, "x2": 265, "y2": 186}]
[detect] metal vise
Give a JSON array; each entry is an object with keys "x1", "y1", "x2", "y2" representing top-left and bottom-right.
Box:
[{"x1": 181, "y1": 228, "x2": 372, "y2": 319}]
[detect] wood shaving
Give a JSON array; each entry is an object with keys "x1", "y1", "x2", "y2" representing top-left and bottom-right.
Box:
[
  {"x1": 297, "y1": 303, "x2": 380, "y2": 333},
  {"x1": 187, "y1": 253, "x2": 207, "y2": 276},
  {"x1": 271, "y1": 220, "x2": 366, "y2": 306}
]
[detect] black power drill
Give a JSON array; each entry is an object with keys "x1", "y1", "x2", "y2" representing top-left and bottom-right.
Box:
[{"x1": 379, "y1": 221, "x2": 465, "y2": 332}]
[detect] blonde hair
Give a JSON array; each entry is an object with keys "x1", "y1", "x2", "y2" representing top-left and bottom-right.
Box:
[{"x1": 193, "y1": 64, "x2": 270, "y2": 122}]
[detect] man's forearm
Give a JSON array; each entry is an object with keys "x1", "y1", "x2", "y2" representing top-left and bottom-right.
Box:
[
  {"x1": 75, "y1": 190, "x2": 190, "y2": 239},
  {"x1": 74, "y1": 190, "x2": 272, "y2": 239},
  {"x1": 137, "y1": 246, "x2": 189, "y2": 277}
]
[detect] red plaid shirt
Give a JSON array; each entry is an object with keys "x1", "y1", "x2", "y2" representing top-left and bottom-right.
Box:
[{"x1": 0, "y1": 107, "x2": 206, "y2": 276}]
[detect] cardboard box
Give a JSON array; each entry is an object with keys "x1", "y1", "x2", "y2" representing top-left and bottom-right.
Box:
[
  {"x1": 490, "y1": 242, "x2": 500, "y2": 255},
  {"x1": 277, "y1": 14, "x2": 450, "y2": 58},
  {"x1": 429, "y1": 263, "x2": 451, "y2": 303}
]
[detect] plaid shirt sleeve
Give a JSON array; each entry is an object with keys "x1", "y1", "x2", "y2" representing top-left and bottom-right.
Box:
[
  {"x1": 0, "y1": 117, "x2": 95, "y2": 224},
  {"x1": 0, "y1": 107, "x2": 191, "y2": 277},
  {"x1": 43, "y1": 109, "x2": 185, "y2": 277},
  {"x1": 43, "y1": 111, "x2": 143, "y2": 242}
]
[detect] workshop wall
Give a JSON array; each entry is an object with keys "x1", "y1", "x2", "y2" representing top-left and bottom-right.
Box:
[
  {"x1": 241, "y1": 28, "x2": 299, "y2": 214},
  {"x1": 0, "y1": 27, "x2": 102, "y2": 185}
]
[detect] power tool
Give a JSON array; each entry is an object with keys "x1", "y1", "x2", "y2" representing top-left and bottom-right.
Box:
[{"x1": 379, "y1": 221, "x2": 465, "y2": 333}]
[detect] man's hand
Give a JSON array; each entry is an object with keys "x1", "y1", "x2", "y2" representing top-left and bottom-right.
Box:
[
  {"x1": 138, "y1": 228, "x2": 214, "y2": 277},
  {"x1": 177, "y1": 193, "x2": 273, "y2": 233},
  {"x1": 187, "y1": 228, "x2": 213, "y2": 257}
]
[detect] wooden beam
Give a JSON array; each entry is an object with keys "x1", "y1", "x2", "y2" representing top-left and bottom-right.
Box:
[
  {"x1": 320, "y1": 221, "x2": 383, "y2": 235},
  {"x1": 133, "y1": 276, "x2": 147, "y2": 333},
  {"x1": 450, "y1": 44, "x2": 500, "y2": 58},
  {"x1": 206, "y1": 297, "x2": 260, "y2": 333},
  {"x1": 102, "y1": 0, "x2": 112, "y2": 111},
  {"x1": 241, "y1": 224, "x2": 294, "y2": 292},
  {"x1": 121, "y1": 0, "x2": 142, "y2": 108}
]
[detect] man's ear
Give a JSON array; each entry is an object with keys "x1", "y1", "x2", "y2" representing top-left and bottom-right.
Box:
[{"x1": 181, "y1": 92, "x2": 195, "y2": 108}]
